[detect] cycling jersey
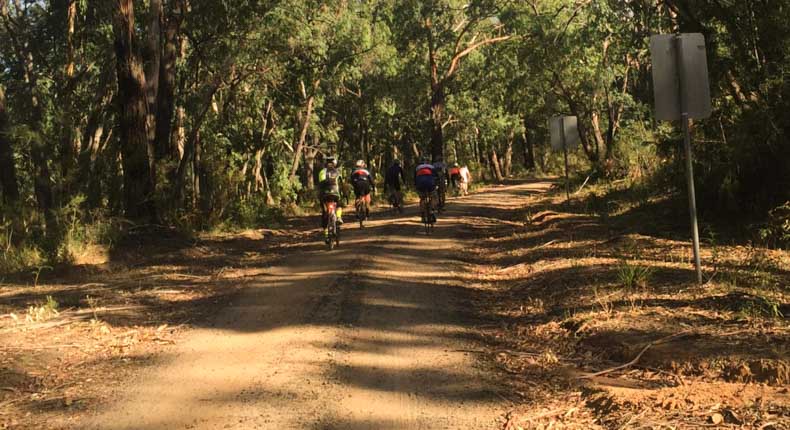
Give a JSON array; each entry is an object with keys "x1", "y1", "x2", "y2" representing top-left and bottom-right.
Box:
[
  {"x1": 415, "y1": 163, "x2": 435, "y2": 178},
  {"x1": 351, "y1": 168, "x2": 372, "y2": 184},
  {"x1": 351, "y1": 168, "x2": 373, "y2": 197},
  {"x1": 415, "y1": 164, "x2": 436, "y2": 194},
  {"x1": 319, "y1": 168, "x2": 342, "y2": 197}
]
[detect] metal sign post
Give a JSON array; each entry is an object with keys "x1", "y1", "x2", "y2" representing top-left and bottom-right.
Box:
[
  {"x1": 651, "y1": 33, "x2": 711, "y2": 284},
  {"x1": 560, "y1": 117, "x2": 571, "y2": 202},
  {"x1": 550, "y1": 116, "x2": 579, "y2": 205}
]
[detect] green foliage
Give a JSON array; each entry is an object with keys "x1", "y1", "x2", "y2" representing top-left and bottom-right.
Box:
[
  {"x1": 736, "y1": 294, "x2": 784, "y2": 320},
  {"x1": 617, "y1": 261, "x2": 654, "y2": 291},
  {"x1": 228, "y1": 196, "x2": 287, "y2": 230},
  {"x1": 758, "y1": 202, "x2": 790, "y2": 249},
  {"x1": 0, "y1": 239, "x2": 43, "y2": 276},
  {"x1": 0, "y1": 0, "x2": 787, "y2": 260}
]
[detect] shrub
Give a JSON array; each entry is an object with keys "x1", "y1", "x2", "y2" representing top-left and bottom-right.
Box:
[{"x1": 758, "y1": 201, "x2": 790, "y2": 249}]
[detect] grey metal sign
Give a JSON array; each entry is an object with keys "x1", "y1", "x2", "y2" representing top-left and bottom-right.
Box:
[
  {"x1": 549, "y1": 115, "x2": 579, "y2": 203},
  {"x1": 650, "y1": 33, "x2": 712, "y2": 120},
  {"x1": 650, "y1": 33, "x2": 710, "y2": 284},
  {"x1": 549, "y1": 116, "x2": 580, "y2": 152}
]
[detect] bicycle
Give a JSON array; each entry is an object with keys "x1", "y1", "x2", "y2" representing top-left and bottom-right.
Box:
[
  {"x1": 437, "y1": 178, "x2": 447, "y2": 212},
  {"x1": 325, "y1": 200, "x2": 341, "y2": 250},
  {"x1": 388, "y1": 190, "x2": 403, "y2": 214},
  {"x1": 355, "y1": 194, "x2": 370, "y2": 228},
  {"x1": 419, "y1": 192, "x2": 435, "y2": 235}
]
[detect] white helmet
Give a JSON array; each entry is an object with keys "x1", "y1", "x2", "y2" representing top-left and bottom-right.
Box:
[{"x1": 355, "y1": 159, "x2": 366, "y2": 168}]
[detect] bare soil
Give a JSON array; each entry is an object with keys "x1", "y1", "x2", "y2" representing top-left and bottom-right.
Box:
[{"x1": 1, "y1": 179, "x2": 788, "y2": 429}]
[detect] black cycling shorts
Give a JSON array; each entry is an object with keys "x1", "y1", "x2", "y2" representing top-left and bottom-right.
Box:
[{"x1": 353, "y1": 181, "x2": 371, "y2": 198}]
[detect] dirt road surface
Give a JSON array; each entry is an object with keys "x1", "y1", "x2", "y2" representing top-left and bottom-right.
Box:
[{"x1": 84, "y1": 183, "x2": 548, "y2": 429}]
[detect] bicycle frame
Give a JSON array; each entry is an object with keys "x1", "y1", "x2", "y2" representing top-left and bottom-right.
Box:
[
  {"x1": 355, "y1": 194, "x2": 370, "y2": 227},
  {"x1": 325, "y1": 201, "x2": 339, "y2": 249},
  {"x1": 419, "y1": 192, "x2": 435, "y2": 234}
]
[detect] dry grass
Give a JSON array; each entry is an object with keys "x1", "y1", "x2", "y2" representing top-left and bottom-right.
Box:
[{"x1": 471, "y1": 179, "x2": 790, "y2": 429}]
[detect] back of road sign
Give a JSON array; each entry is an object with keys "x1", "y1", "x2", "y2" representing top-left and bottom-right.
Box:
[
  {"x1": 550, "y1": 116, "x2": 580, "y2": 152},
  {"x1": 650, "y1": 33, "x2": 712, "y2": 121}
]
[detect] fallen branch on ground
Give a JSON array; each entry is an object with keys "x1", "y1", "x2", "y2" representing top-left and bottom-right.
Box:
[
  {"x1": 520, "y1": 406, "x2": 580, "y2": 423},
  {"x1": 0, "y1": 305, "x2": 143, "y2": 334},
  {"x1": 577, "y1": 331, "x2": 691, "y2": 379},
  {"x1": 537, "y1": 239, "x2": 559, "y2": 249},
  {"x1": 455, "y1": 348, "x2": 579, "y2": 362},
  {"x1": 575, "y1": 174, "x2": 592, "y2": 195},
  {"x1": 0, "y1": 344, "x2": 82, "y2": 350}
]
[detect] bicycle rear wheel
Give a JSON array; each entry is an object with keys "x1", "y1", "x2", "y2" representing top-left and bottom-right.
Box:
[
  {"x1": 327, "y1": 215, "x2": 337, "y2": 250},
  {"x1": 423, "y1": 197, "x2": 432, "y2": 235},
  {"x1": 356, "y1": 200, "x2": 364, "y2": 228}
]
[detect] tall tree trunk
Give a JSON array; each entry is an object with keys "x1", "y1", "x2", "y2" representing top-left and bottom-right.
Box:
[
  {"x1": 290, "y1": 80, "x2": 318, "y2": 178},
  {"x1": 253, "y1": 148, "x2": 264, "y2": 193},
  {"x1": 65, "y1": 0, "x2": 77, "y2": 79},
  {"x1": 143, "y1": 0, "x2": 162, "y2": 199},
  {"x1": 144, "y1": 0, "x2": 162, "y2": 141},
  {"x1": 112, "y1": 0, "x2": 156, "y2": 221},
  {"x1": 174, "y1": 64, "x2": 229, "y2": 205},
  {"x1": 61, "y1": 0, "x2": 79, "y2": 180},
  {"x1": 429, "y1": 83, "x2": 445, "y2": 162},
  {"x1": 174, "y1": 105, "x2": 185, "y2": 159},
  {"x1": 504, "y1": 131, "x2": 514, "y2": 177},
  {"x1": 78, "y1": 67, "x2": 113, "y2": 207},
  {"x1": 304, "y1": 141, "x2": 317, "y2": 192},
  {"x1": 426, "y1": 18, "x2": 444, "y2": 163},
  {"x1": 261, "y1": 159, "x2": 274, "y2": 205},
  {"x1": 154, "y1": 0, "x2": 183, "y2": 160},
  {"x1": 522, "y1": 118, "x2": 535, "y2": 170},
  {"x1": 193, "y1": 131, "x2": 204, "y2": 212},
  {"x1": 290, "y1": 97, "x2": 315, "y2": 178},
  {"x1": 0, "y1": 85, "x2": 19, "y2": 204},
  {"x1": 490, "y1": 148, "x2": 504, "y2": 183}
]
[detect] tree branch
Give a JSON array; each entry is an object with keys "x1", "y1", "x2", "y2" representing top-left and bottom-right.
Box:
[{"x1": 445, "y1": 35, "x2": 512, "y2": 80}]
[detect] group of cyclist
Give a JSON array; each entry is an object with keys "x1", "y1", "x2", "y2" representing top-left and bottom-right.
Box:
[{"x1": 317, "y1": 155, "x2": 472, "y2": 240}]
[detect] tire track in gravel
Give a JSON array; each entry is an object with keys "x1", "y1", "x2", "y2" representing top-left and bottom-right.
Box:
[{"x1": 82, "y1": 184, "x2": 546, "y2": 430}]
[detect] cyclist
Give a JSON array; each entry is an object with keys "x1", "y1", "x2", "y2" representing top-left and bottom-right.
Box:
[
  {"x1": 384, "y1": 159, "x2": 406, "y2": 209},
  {"x1": 449, "y1": 162, "x2": 462, "y2": 193},
  {"x1": 459, "y1": 165, "x2": 472, "y2": 196},
  {"x1": 351, "y1": 160, "x2": 374, "y2": 220},
  {"x1": 415, "y1": 157, "x2": 437, "y2": 223},
  {"x1": 318, "y1": 156, "x2": 344, "y2": 240}
]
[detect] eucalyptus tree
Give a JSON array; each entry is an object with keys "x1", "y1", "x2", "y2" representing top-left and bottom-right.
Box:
[{"x1": 388, "y1": 0, "x2": 513, "y2": 162}]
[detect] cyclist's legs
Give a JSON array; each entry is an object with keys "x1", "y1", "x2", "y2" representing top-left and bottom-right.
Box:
[
  {"x1": 418, "y1": 192, "x2": 428, "y2": 219},
  {"x1": 353, "y1": 183, "x2": 371, "y2": 215},
  {"x1": 319, "y1": 194, "x2": 328, "y2": 228},
  {"x1": 321, "y1": 194, "x2": 340, "y2": 229},
  {"x1": 390, "y1": 182, "x2": 402, "y2": 205}
]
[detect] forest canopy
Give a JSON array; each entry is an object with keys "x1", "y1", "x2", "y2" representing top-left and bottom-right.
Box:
[{"x1": 1, "y1": 0, "x2": 789, "y2": 267}]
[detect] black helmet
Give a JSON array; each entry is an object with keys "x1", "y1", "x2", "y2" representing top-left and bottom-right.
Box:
[
  {"x1": 419, "y1": 156, "x2": 430, "y2": 165},
  {"x1": 392, "y1": 159, "x2": 401, "y2": 166}
]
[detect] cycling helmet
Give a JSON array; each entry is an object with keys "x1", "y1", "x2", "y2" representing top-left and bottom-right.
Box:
[
  {"x1": 355, "y1": 159, "x2": 366, "y2": 168},
  {"x1": 451, "y1": 162, "x2": 460, "y2": 168},
  {"x1": 419, "y1": 156, "x2": 430, "y2": 165},
  {"x1": 392, "y1": 159, "x2": 401, "y2": 166}
]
